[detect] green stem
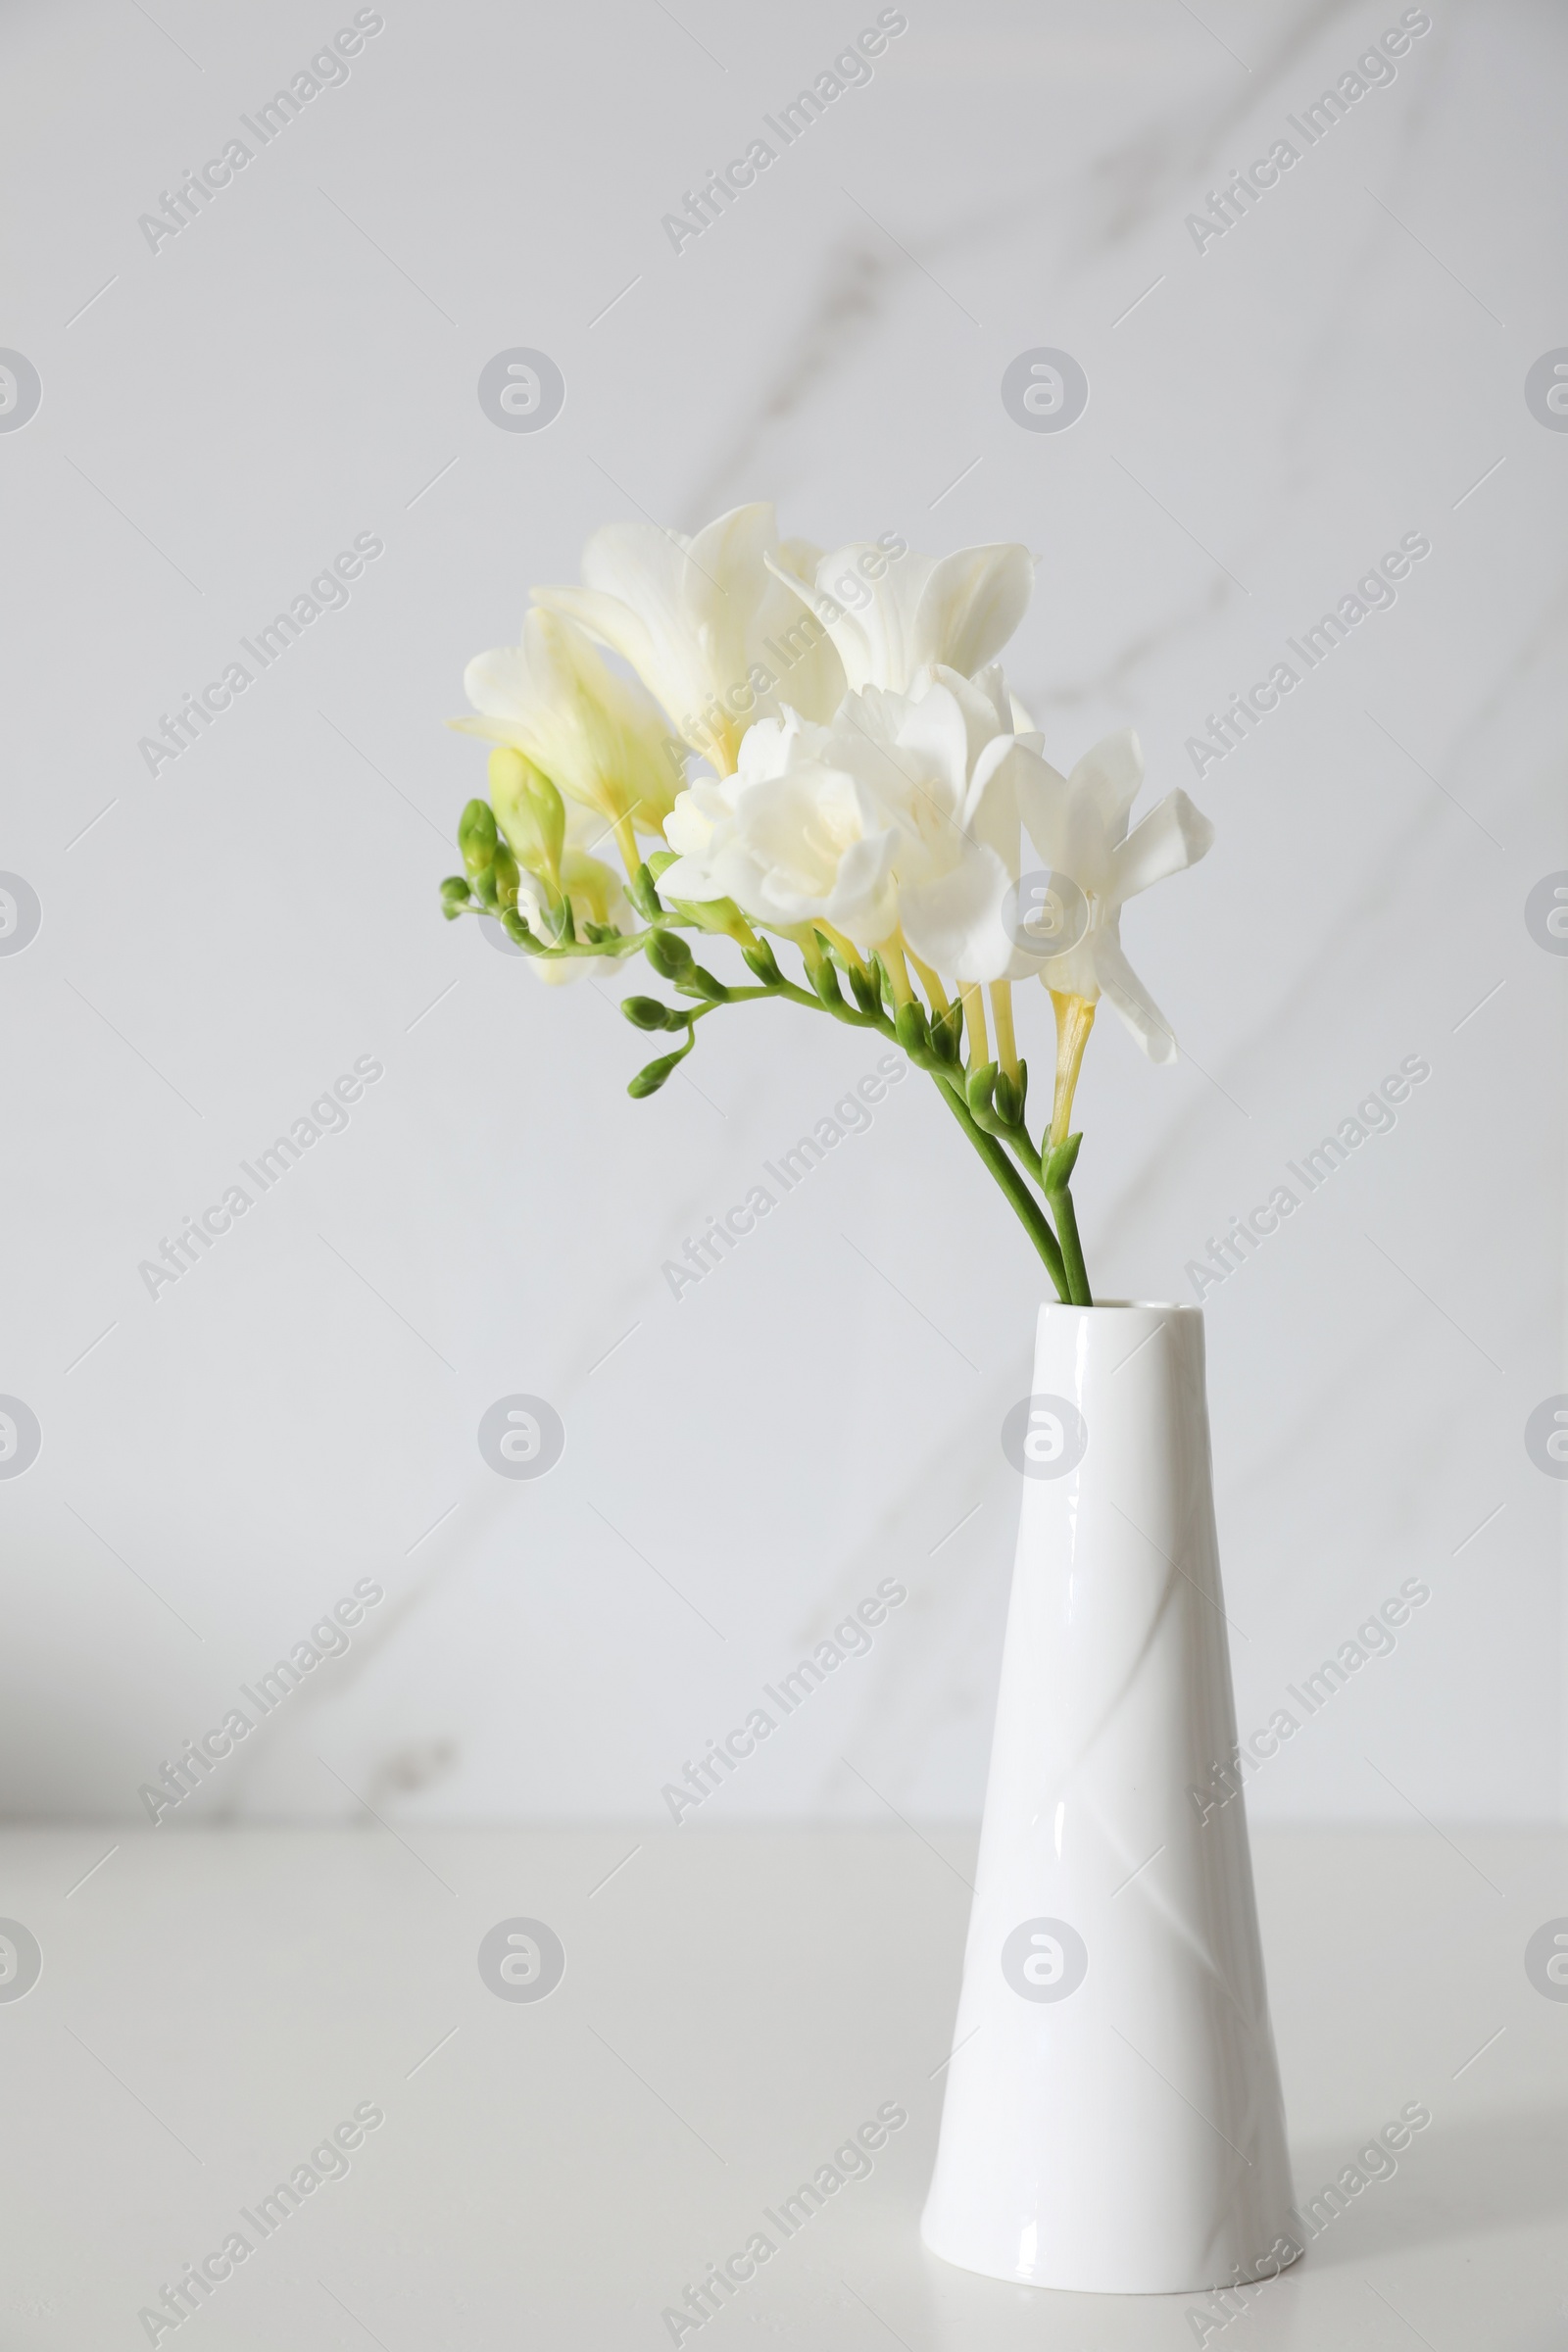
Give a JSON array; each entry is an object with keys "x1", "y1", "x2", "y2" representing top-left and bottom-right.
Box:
[
  {"x1": 626, "y1": 932, "x2": 1079, "y2": 1298},
  {"x1": 1047, "y1": 1180, "x2": 1092, "y2": 1304},
  {"x1": 936, "y1": 1081, "x2": 1070, "y2": 1298}
]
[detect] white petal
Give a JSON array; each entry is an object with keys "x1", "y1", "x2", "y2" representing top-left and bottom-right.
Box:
[
  {"x1": 828, "y1": 828, "x2": 902, "y2": 940},
  {"x1": 1109, "y1": 788, "x2": 1215, "y2": 902},
  {"x1": 533, "y1": 583, "x2": 664, "y2": 704},
  {"x1": 915, "y1": 545, "x2": 1034, "y2": 684},
  {"x1": 464, "y1": 644, "x2": 538, "y2": 723},
  {"x1": 449, "y1": 711, "x2": 530, "y2": 750},
  {"x1": 958, "y1": 735, "x2": 1026, "y2": 886},
  {"x1": 766, "y1": 541, "x2": 1033, "y2": 695},
  {"x1": 656, "y1": 854, "x2": 731, "y2": 904},
  {"x1": 1068, "y1": 727, "x2": 1145, "y2": 840},
  {"x1": 1010, "y1": 746, "x2": 1075, "y2": 868},
  {"x1": 1090, "y1": 926, "x2": 1180, "y2": 1062},
  {"x1": 888, "y1": 679, "x2": 970, "y2": 798},
  {"x1": 901, "y1": 844, "x2": 1014, "y2": 983}
]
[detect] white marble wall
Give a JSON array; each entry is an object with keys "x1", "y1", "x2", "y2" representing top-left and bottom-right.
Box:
[{"x1": 2, "y1": 0, "x2": 1562, "y2": 1829}]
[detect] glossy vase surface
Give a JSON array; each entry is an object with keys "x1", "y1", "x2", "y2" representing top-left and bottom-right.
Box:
[{"x1": 920, "y1": 1302, "x2": 1298, "y2": 2293}]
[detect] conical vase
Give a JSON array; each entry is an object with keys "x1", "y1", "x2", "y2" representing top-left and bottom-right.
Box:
[{"x1": 921, "y1": 1301, "x2": 1298, "y2": 2294}]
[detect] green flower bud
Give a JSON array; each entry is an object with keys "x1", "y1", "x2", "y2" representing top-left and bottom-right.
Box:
[
  {"x1": 931, "y1": 1002, "x2": 964, "y2": 1064},
  {"x1": 742, "y1": 938, "x2": 783, "y2": 986},
  {"x1": 809, "y1": 955, "x2": 844, "y2": 1008},
  {"x1": 491, "y1": 838, "x2": 520, "y2": 911},
  {"x1": 439, "y1": 874, "x2": 470, "y2": 906},
  {"x1": 488, "y1": 747, "x2": 565, "y2": 890},
  {"x1": 849, "y1": 963, "x2": 882, "y2": 1016},
  {"x1": 459, "y1": 798, "x2": 498, "y2": 882},
  {"x1": 622, "y1": 996, "x2": 677, "y2": 1031},
  {"x1": 688, "y1": 965, "x2": 729, "y2": 1002},
  {"x1": 1044, "y1": 1132, "x2": 1084, "y2": 1192},
  {"x1": 668, "y1": 894, "x2": 753, "y2": 945},
  {"x1": 966, "y1": 1061, "x2": 999, "y2": 1118},
  {"x1": 628, "y1": 1052, "x2": 680, "y2": 1098},
  {"x1": 627, "y1": 862, "x2": 663, "y2": 921},
  {"x1": 646, "y1": 928, "x2": 693, "y2": 979},
  {"x1": 895, "y1": 1001, "x2": 930, "y2": 1056}
]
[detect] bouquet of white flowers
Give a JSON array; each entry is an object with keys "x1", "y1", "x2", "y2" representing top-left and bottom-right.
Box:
[{"x1": 442, "y1": 502, "x2": 1213, "y2": 1304}]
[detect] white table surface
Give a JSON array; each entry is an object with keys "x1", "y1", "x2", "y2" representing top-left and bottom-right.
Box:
[{"x1": 3, "y1": 1825, "x2": 1564, "y2": 2349}]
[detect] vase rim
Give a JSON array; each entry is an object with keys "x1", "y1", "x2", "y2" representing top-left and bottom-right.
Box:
[{"x1": 1039, "y1": 1298, "x2": 1200, "y2": 1314}]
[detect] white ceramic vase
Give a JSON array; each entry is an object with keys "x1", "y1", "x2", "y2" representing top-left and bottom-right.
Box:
[{"x1": 921, "y1": 1301, "x2": 1298, "y2": 2294}]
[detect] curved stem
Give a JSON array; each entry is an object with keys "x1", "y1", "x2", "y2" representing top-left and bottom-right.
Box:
[
  {"x1": 935, "y1": 1079, "x2": 1070, "y2": 1298},
  {"x1": 623, "y1": 935, "x2": 1076, "y2": 1297}
]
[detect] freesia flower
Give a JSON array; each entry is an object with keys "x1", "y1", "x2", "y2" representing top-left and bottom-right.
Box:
[
  {"x1": 534, "y1": 502, "x2": 845, "y2": 775},
  {"x1": 661, "y1": 709, "x2": 899, "y2": 941},
  {"x1": 661, "y1": 664, "x2": 1033, "y2": 982},
  {"x1": 766, "y1": 538, "x2": 1034, "y2": 695},
  {"x1": 443, "y1": 501, "x2": 1225, "y2": 1309},
  {"x1": 1011, "y1": 730, "x2": 1214, "y2": 1061},
  {"x1": 454, "y1": 609, "x2": 681, "y2": 858}
]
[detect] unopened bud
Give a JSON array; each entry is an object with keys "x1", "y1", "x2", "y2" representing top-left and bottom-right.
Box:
[
  {"x1": 628, "y1": 1052, "x2": 680, "y2": 1098},
  {"x1": 895, "y1": 1002, "x2": 930, "y2": 1056},
  {"x1": 1044, "y1": 1132, "x2": 1083, "y2": 1192},
  {"x1": 809, "y1": 956, "x2": 844, "y2": 1008},
  {"x1": 459, "y1": 798, "x2": 498, "y2": 883},
  {"x1": 627, "y1": 862, "x2": 663, "y2": 920},
  {"x1": 930, "y1": 1004, "x2": 963, "y2": 1063},
  {"x1": 646, "y1": 928, "x2": 693, "y2": 979},
  {"x1": 965, "y1": 1061, "x2": 999, "y2": 1118},
  {"x1": 742, "y1": 939, "x2": 783, "y2": 986},
  {"x1": 489, "y1": 748, "x2": 564, "y2": 886},
  {"x1": 849, "y1": 963, "x2": 882, "y2": 1016},
  {"x1": 491, "y1": 839, "x2": 520, "y2": 910},
  {"x1": 622, "y1": 996, "x2": 676, "y2": 1031}
]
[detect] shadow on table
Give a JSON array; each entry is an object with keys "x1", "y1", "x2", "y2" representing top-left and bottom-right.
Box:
[{"x1": 1290, "y1": 2104, "x2": 1568, "y2": 2268}]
